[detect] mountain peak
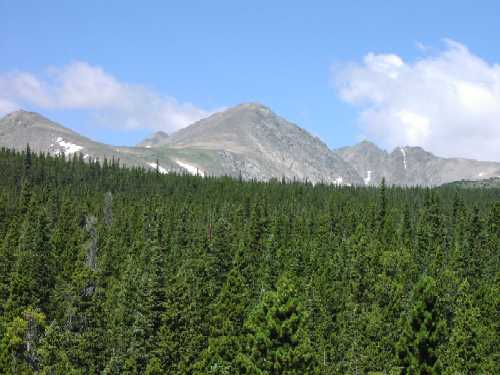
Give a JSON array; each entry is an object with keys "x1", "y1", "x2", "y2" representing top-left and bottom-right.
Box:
[
  {"x1": 5, "y1": 109, "x2": 29, "y2": 116},
  {"x1": 234, "y1": 102, "x2": 268, "y2": 109},
  {"x1": 2, "y1": 109, "x2": 46, "y2": 122},
  {"x1": 165, "y1": 103, "x2": 363, "y2": 185},
  {"x1": 337, "y1": 140, "x2": 385, "y2": 156},
  {"x1": 355, "y1": 140, "x2": 383, "y2": 150},
  {"x1": 1, "y1": 110, "x2": 61, "y2": 131},
  {"x1": 228, "y1": 102, "x2": 274, "y2": 116},
  {"x1": 391, "y1": 145, "x2": 432, "y2": 159},
  {"x1": 152, "y1": 130, "x2": 169, "y2": 138},
  {"x1": 137, "y1": 130, "x2": 170, "y2": 148}
]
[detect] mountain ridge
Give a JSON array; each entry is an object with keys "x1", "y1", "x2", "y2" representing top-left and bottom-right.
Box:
[
  {"x1": 157, "y1": 102, "x2": 363, "y2": 185},
  {"x1": 136, "y1": 131, "x2": 170, "y2": 148},
  {"x1": 0, "y1": 109, "x2": 155, "y2": 169},
  {"x1": 2, "y1": 105, "x2": 500, "y2": 186},
  {"x1": 336, "y1": 140, "x2": 500, "y2": 186}
]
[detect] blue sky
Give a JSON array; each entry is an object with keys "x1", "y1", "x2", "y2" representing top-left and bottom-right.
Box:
[{"x1": 1, "y1": 1, "x2": 500, "y2": 160}]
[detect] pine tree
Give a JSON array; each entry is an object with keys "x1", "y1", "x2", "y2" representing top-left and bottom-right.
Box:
[
  {"x1": 377, "y1": 177, "x2": 387, "y2": 233},
  {"x1": 399, "y1": 204, "x2": 413, "y2": 249},
  {"x1": 192, "y1": 266, "x2": 251, "y2": 374},
  {"x1": 208, "y1": 216, "x2": 234, "y2": 287},
  {"x1": 37, "y1": 321, "x2": 77, "y2": 374},
  {"x1": 0, "y1": 147, "x2": 498, "y2": 374},
  {"x1": 0, "y1": 220, "x2": 20, "y2": 318},
  {"x1": 0, "y1": 307, "x2": 46, "y2": 374},
  {"x1": 484, "y1": 202, "x2": 500, "y2": 282},
  {"x1": 415, "y1": 191, "x2": 444, "y2": 272},
  {"x1": 397, "y1": 275, "x2": 446, "y2": 374},
  {"x1": 6, "y1": 200, "x2": 53, "y2": 318},
  {"x1": 18, "y1": 146, "x2": 33, "y2": 217},
  {"x1": 241, "y1": 274, "x2": 317, "y2": 374},
  {"x1": 464, "y1": 206, "x2": 486, "y2": 285},
  {"x1": 443, "y1": 280, "x2": 486, "y2": 374}
]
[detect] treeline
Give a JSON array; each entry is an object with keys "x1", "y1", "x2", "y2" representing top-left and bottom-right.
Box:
[{"x1": 0, "y1": 147, "x2": 498, "y2": 374}]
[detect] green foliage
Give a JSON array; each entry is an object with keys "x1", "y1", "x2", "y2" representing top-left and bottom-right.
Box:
[
  {"x1": 442, "y1": 280, "x2": 492, "y2": 374},
  {"x1": 241, "y1": 274, "x2": 317, "y2": 374},
  {"x1": 0, "y1": 147, "x2": 497, "y2": 373},
  {"x1": 0, "y1": 307, "x2": 46, "y2": 374},
  {"x1": 397, "y1": 275, "x2": 446, "y2": 374}
]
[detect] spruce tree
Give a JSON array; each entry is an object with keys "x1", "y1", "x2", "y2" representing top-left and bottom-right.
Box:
[
  {"x1": 0, "y1": 147, "x2": 497, "y2": 374},
  {"x1": 464, "y1": 206, "x2": 487, "y2": 285},
  {"x1": 241, "y1": 274, "x2": 317, "y2": 374},
  {"x1": 397, "y1": 275, "x2": 446, "y2": 374},
  {"x1": 0, "y1": 307, "x2": 46, "y2": 374},
  {"x1": 6, "y1": 200, "x2": 53, "y2": 318},
  {"x1": 443, "y1": 280, "x2": 485, "y2": 374},
  {"x1": 192, "y1": 266, "x2": 251, "y2": 374}
]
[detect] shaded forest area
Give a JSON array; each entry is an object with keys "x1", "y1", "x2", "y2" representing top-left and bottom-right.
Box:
[{"x1": 0, "y1": 147, "x2": 498, "y2": 374}]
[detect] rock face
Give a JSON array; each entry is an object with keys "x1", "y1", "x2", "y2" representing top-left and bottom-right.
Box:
[
  {"x1": 2, "y1": 107, "x2": 500, "y2": 186},
  {"x1": 159, "y1": 103, "x2": 363, "y2": 184},
  {"x1": 336, "y1": 141, "x2": 500, "y2": 186}
]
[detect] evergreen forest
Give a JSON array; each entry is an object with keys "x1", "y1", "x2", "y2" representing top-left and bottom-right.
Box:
[{"x1": 0, "y1": 147, "x2": 498, "y2": 374}]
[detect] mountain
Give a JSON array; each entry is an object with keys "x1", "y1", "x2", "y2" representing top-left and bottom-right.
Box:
[
  {"x1": 0, "y1": 106, "x2": 362, "y2": 184},
  {"x1": 0, "y1": 110, "x2": 156, "y2": 169},
  {"x1": 2, "y1": 107, "x2": 500, "y2": 186},
  {"x1": 443, "y1": 177, "x2": 500, "y2": 188},
  {"x1": 136, "y1": 131, "x2": 169, "y2": 148},
  {"x1": 337, "y1": 141, "x2": 500, "y2": 186},
  {"x1": 153, "y1": 103, "x2": 363, "y2": 184}
]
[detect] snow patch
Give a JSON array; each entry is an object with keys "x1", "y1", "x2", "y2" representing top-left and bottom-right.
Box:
[
  {"x1": 148, "y1": 162, "x2": 168, "y2": 174},
  {"x1": 56, "y1": 137, "x2": 83, "y2": 154},
  {"x1": 331, "y1": 176, "x2": 352, "y2": 186},
  {"x1": 364, "y1": 170, "x2": 373, "y2": 185},
  {"x1": 478, "y1": 172, "x2": 485, "y2": 177},
  {"x1": 146, "y1": 146, "x2": 151, "y2": 149},
  {"x1": 400, "y1": 147, "x2": 407, "y2": 170},
  {"x1": 176, "y1": 160, "x2": 204, "y2": 177}
]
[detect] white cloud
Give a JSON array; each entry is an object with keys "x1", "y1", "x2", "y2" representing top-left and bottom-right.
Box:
[
  {"x1": 0, "y1": 98, "x2": 19, "y2": 114},
  {"x1": 0, "y1": 61, "x2": 213, "y2": 132},
  {"x1": 335, "y1": 40, "x2": 500, "y2": 161}
]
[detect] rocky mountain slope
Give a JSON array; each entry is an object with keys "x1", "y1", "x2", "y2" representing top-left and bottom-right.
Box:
[
  {"x1": 336, "y1": 140, "x2": 500, "y2": 186},
  {"x1": 152, "y1": 103, "x2": 363, "y2": 184},
  {"x1": 0, "y1": 106, "x2": 362, "y2": 184},
  {"x1": 2, "y1": 106, "x2": 499, "y2": 186},
  {"x1": 0, "y1": 110, "x2": 151, "y2": 167},
  {"x1": 0, "y1": 110, "x2": 195, "y2": 175}
]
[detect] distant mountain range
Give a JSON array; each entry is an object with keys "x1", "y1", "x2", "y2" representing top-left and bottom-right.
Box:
[
  {"x1": 443, "y1": 177, "x2": 500, "y2": 189},
  {"x1": 1, "y1": 103, "x2": 499, "y2": 186},
  {"x1": 337, "y1": 141, "x2": 500, "y2": 186}
]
